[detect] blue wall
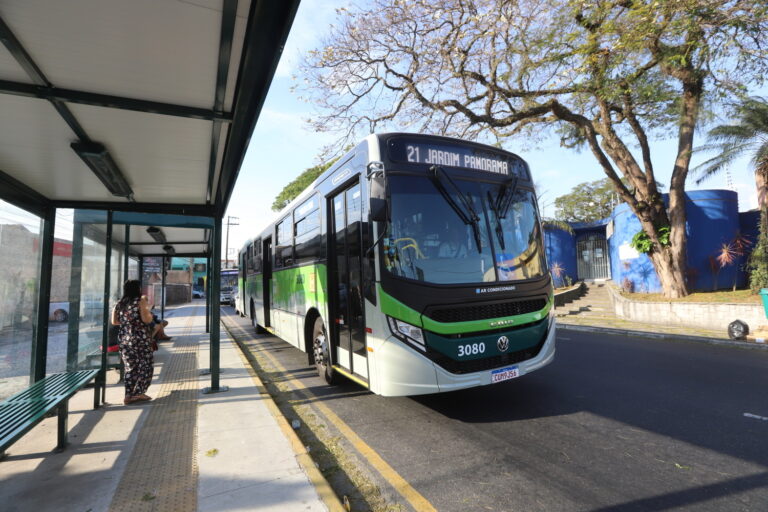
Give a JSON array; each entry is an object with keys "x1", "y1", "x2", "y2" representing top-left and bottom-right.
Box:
[
  {"x1": 609, "y1": 189, "x2": 744, "y2": 293},
  {"x1": 544, "y1": 226, "x2": 576, "y2": 287}
]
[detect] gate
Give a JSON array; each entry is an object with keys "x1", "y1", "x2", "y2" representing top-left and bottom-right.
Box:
[{"x1": 576, "y1": 234, "x2": 611, "y2": 280}]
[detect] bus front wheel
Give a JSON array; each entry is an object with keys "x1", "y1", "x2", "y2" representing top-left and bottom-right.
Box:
[{"x1": 312, "y1": 316, "x2": 338, "y2": 385}]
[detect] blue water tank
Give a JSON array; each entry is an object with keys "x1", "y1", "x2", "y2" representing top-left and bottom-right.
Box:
[{"x1": 610, "y1": 190, "x2": 743, "y2": 292}]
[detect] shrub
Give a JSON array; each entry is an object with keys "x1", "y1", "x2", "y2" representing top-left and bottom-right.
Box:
[
  {"x1": 630, "y1": 225, "x2": 670, "y2": 254},
  {"x1": 550, "y1": 261, "x2": 565, "y2": 287},
  {"x1": 748, "y1": 214, "x2": 768, "y2": 292}
]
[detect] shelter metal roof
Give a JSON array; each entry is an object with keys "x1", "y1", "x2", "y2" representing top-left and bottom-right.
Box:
[{"x1": 0, "y1": 0, "x2": 299, "y2": 232}]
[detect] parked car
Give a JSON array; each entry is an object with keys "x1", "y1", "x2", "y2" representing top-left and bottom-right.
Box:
[{"x1": 192, "y1": 286, "x2": 205, "y2": 299}]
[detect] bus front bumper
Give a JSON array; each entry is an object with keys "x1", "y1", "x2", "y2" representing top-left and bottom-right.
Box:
[{"x1": 374, "y1": 315, "x2": 557, "y2": 396}]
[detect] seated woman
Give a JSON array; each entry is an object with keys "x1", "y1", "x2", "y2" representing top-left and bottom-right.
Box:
[{"x1": 143, "y1": 296, "x2": 172, "y2": 341}]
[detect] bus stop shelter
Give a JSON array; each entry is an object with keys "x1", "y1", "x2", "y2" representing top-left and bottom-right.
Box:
[{"x1": 0, "y1": 1, "x2": 300, "y2": 400}]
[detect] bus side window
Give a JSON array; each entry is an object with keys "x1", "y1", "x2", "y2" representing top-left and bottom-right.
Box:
[
  {"x1": 294, "y1": 213, "x2": 321, "y2": 265},
  {"x1": 276, "y1": 219, "x2": 292, "y2": 268},
  {"x1": 246, "y1": 243, "x2": 254, "y2": 274},
  {"x1": 253, "y1": 240, "x2": 261, "y2": 273}
]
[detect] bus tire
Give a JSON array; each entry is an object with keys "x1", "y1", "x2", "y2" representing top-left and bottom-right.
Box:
[
  {"x1": 312, "y1": 316, "x2": 338, "y2": 385},
  {"x1": 53, "y1": 309, "x2": 68, "y2": 322}
]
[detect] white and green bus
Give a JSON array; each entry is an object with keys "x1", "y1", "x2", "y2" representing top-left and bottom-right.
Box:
[{"x1": 237, "y1": 133, "x2": 556, "y2": 396}]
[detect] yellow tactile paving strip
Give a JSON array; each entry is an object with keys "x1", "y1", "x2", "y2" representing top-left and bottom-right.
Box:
[{"x1": 109, "y1": 307, "x2": 200, "y2": 512}]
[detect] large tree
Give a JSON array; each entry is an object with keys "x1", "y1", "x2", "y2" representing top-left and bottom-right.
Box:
[
  {"x1": 272, "y1": 159, "x2": 337, "y2": 212},
  {"x1": 301, "y1": 0, "x2": 768, "y2": 297},
  {"x1": 555, "y1": 178, "x2": 618, "y2": 223}
]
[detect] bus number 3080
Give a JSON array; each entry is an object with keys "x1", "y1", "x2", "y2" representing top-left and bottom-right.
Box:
[{"x1": 457, "y1": 343, "x2": 485, "y2": 357}]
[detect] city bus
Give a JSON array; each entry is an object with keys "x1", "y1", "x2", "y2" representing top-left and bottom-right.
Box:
[
  {"x1": 238, "y1": 133, "x2": 555, "y2": 396},
  {"x1": 220, "y1": 268, "x2": 238, "y2": 304}
]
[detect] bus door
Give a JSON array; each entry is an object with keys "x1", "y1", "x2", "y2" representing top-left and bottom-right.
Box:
[
  {"x1": 329, "y1": 182, "x2": 368, "y2": 379},
  {"x1": 262, "y1": 236, "x2": 272, "y2": 327}
]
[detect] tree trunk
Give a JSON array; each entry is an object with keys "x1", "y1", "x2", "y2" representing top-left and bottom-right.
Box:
[
  {"x1": 756, "y1": 167, "x2": 767, "y2": 211},
  {"x1": 649, "y1": 246, "x2": 688, "y2": 298}
]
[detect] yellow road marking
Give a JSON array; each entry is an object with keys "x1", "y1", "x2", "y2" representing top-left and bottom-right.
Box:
[{"x1": 253, "y1": 335, "x2": 437, "y2": 512}]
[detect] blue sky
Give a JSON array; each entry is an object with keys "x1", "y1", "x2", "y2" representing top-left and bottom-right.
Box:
[{"x1": 223, "y1": 1, "x2": 764, "y2": 260}]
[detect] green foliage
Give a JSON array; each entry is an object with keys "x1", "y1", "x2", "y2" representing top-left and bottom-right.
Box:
[
  {"x1": 630, "y1": 225, "x2": 670, "y2": 254},
  {"x1": 271, "y1": 158, "x2": 337, "y2": 212},
  {"x1": 554, "y1": 178, "x2": 618, "y2": 223},
  {"x1": 694, "y1": 96, "x2": 768, "y2": 186},
  {"x1": 748, "y1": 210, "x2": 768, "y2": 292}
]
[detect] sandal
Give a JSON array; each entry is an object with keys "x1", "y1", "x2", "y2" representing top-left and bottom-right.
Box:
[
  {"x1": 124, "y1": 397, "x2": 138, "y2": 405},
  {"x1": 134, "y1": 394, "x2": 153, "y2": 402}
]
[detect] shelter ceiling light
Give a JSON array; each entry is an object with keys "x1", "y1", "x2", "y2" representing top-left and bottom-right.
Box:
[
  {"x1": 70, "y1": 142, "x2": 133, "y2": 197},
  {"x1": 163, "y1": 245, "x2": 176, "y2": 255},
  {"x1": 146, "y1": 226, "x2": 166, "y2": 244}
]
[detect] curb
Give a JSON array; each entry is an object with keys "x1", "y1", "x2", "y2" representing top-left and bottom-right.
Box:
[
  {"x1": 558, "y1": 323, "x2": 768, "y2": 350},
  {"x1": 220, "y1": 322, "x2": 347, "y2": 512}
]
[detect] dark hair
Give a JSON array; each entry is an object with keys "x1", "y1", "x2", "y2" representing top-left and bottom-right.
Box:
[{"x1": 117, "y1": 279, "x2": 142, "y2": 310}]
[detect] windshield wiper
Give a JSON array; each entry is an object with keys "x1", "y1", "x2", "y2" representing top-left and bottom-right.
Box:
[
  {"x1": 495, "y1": 176, "x2": 519, "y2": 219},
  {"x1": 487, "y1": 177, "x2": 521, "y2": 250},
  {"x1": 428, "y1": 165, "x2": 482, "y2": 253},
  {"x1": 486, "y1": 191, "x2": 506, "y2": 250}
]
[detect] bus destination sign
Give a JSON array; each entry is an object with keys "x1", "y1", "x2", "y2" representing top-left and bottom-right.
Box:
[{"x1": 388, "y1": 138, "x2": 526, "y2": 178}]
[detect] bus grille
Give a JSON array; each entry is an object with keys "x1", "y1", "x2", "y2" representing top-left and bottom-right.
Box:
[
  {"x1": 428, "y1": 332, "x2": 547, "y2": 375},
  {"x1": 426, "y1": 298, "x2": 547, "y2": 323}
]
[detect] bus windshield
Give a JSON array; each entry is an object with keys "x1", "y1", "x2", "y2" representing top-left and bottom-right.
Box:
[{"x1": 383, "y1": 174, "x2": 546, "y2": 285}]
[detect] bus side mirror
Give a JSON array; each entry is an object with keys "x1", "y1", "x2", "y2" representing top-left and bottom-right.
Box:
[{"x1": 369, "y1": 175, "x2": 388, "y2": 222}]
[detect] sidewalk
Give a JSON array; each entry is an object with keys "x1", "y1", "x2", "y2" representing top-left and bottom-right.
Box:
[
  {"x1": 555, "y1": 282, "x2": 768, "y2": 349},
  {"x1": 0, "y1": 301, "x2": 342, "y2": 512}
]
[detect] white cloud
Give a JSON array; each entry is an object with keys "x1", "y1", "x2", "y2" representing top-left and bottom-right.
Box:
[{"x1": 732, "y1": 182, "x2": 758, "y2": 211}]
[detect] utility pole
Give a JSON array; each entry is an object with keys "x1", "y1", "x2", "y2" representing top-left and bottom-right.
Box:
[{"x1": 224, "y1": 215, "x2": 239, "y2": 269}]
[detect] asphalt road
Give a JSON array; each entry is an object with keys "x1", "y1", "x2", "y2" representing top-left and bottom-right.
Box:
[{"x1": 222, "y1": 308, "x2": 768, "y2": 511}]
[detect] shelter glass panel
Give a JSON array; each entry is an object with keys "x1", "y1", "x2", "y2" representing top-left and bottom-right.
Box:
[
  {"x1": 47, "y1": 209, "x2": 111, "y2": 374},
  {"x1": 128, "y1": 257, "x2": 139, "y2": 280},
  {"x1": 0, "y1": 199, "x2": 42, "y2": 400},
  {"x1": 47, "y1": 209, "x2": 74, "y2": 374},
  {"x1": 111, "y1": 246, "x2": 123, "y2": 308}
]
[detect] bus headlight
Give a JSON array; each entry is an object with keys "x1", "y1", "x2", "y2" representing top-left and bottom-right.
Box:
[{"x1": 386, "y1": 316, "x2": 426, "y2": 351}]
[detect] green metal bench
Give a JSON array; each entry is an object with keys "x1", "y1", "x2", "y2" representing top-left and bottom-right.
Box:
[{"x1": 0, "y1": 369, "x2": 101, "y2": 458}]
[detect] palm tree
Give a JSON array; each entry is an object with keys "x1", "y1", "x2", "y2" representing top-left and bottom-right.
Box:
[{"x1": 694, "y1": 96, "x2": 768, "y2": 291}]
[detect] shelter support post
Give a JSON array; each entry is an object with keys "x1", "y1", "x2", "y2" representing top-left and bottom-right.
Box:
[
  {"x1": 138, "y1": 256, "x2": 144, "y2": 289},
  {"x1": 66, "y1": 220, "x2": 84, "y2": 371},
  {"x1": 123, "y1": 224, "x2": 130, "y2": 282},
  {"x1": 161, "y1": 255, "x2": 166, "y2": 320},
  {"x1": 31, "y1": 206, "x2": 55, "y2": 383},
  {"x1": 98, "y1": 211, "x2": 113, "y2": 406},
  {"x1": 203, "y1": 216, "x2": 227, "y2": 394},
  {"x1": 205, "y1": 255, "x2": 210, "y2": 334}
]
